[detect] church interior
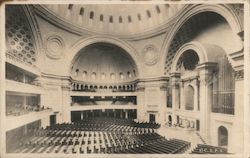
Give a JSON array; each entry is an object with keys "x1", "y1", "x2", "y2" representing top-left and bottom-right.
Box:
[{"x1": 1, "y1": 2, "x2": 247, "y2": 157}]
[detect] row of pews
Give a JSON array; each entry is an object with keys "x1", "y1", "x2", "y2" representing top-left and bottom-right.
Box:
[{"x1": 12, "y1": 117, "x2": 190, "y2": 154}]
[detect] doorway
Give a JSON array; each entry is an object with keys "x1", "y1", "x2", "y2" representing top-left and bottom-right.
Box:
[
  {"x1": 218, "y1": 126, "x2": 228, "y2": 147},
  {"x1": 196, "y1": 120, "x2": 200, "y2": 131},
  {"x1": 168, "y1": 115, "x2": 172, "y2": 126},
  {"x1": 50, "y1": 114, "x2": 56, "y2": 126},
  {"x1": 149, "y1": 114, "x2": 155, "y2": 123}
]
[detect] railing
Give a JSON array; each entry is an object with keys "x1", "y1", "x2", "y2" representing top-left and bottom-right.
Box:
[
  {"x1": 6, "y1": 106, "x2": 51, "y2": 117},
  {"x1": 212, "y1": 107, "x2": 234, "y2": 115}
]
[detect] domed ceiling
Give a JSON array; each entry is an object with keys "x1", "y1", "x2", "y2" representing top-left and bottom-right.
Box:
[
  {"x1": 71, "y1": 43, "x2": 137, "y2": 84},
  {"x1": 42, "y1": 4, "x2": 184, "y2": 36}
]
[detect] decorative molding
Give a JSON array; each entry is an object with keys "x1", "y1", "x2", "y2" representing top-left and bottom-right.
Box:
[
  {"x1": 142, "y1": 44, "x2": 159, "y2": 66},
  {"x1": 234, "y1": 69, "x2": 244, "y2": 80},
  {"x1": 136, "y1": 86, "x2": 145, "y2": 92},
  {"x1": 160, "y1": 85, "x2": 168, "y2": 91},
  {"x1": 237, "y1": 31, "x2": 244, "y2": 41},
  {"x1": 61, "y1": 84, "x2": 71, "y2": 91},
  {"x1": 45, "y1": 35, "x2": 65, "y2": 60}
]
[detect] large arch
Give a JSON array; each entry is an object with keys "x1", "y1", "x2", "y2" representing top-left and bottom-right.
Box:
[
  {"x1": 66, "y1": 36, "x2": 142, "y2": 77},
  {"x1": 160, "y1": 4, "x2": 243, "y2": 75}
]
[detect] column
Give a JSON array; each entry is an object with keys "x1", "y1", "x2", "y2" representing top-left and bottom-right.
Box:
[
  {"x1": 23, "y1": 74, "x2": 26, "y2": 83},
  {"x1": 180, "y1": 81, "x2": 185, "y2": 110},
  {"x1": 231, "y1": 69, "x2": 244, "y2": 153},
  {"x1": 170, "y1": 72, "x2": 180, "y2": 125},
  {"x1": 136, "y1": 82, "x2": 146, "y2": 122},
  {"x1": 81, "y1": 111, "x2": 83, "y2": 120},
  {"x1": 120, "y1": 110, "x2": 123, "y2": 118},
  {"x1": 193, "y1": 78, "x2": 199, "y2": 111},
  {"x1": 61, "y1": 82, "x2": 71, "y2": 123},
  {"x1": 125, "y1": 110, "x2": 128, "y2": 119},
  {"x1": 23, "y1": 96, "x2": 27, "y2": 110},
  {"x1": 170, "y1": 72, "x2": 180, "y2": 111},
  {"x1": 159, "y1": 83, "x2": 168, "y2": 124},
  {"x1": 197, "y1": 62, "x2": 217, "y2": 144}
]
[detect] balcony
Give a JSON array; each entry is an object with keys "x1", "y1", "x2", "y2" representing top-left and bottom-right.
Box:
[
  {"x1": 70, "y1": 104, "x2": 137, "y2": 111},
  {"x1": 6, "y1": 79, "x2": 43, "y2": 94},
  {"x1": 5, "y1": 108, "x2": 53, "y2": 131}
]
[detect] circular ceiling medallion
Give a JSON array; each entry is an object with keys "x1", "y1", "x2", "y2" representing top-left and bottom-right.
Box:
[
  {"x1": 45, "y1": 35, "x2": 65, "y2": 59},
  {"x1": 142, "y1": 45, "x2": 159, "y2": 65}
]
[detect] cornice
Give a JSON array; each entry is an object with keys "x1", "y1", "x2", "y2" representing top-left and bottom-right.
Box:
[
  {"x1": 41, "y1": 72, "x2": 71, "y2": 81},
  {"x1": 41, "y1": 73, "x2": 169, "y2": 85}
]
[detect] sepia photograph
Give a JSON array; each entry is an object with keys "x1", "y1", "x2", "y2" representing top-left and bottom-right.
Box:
[{"x1": 0, "y1": 0, "x2": 249, "y2": 158}]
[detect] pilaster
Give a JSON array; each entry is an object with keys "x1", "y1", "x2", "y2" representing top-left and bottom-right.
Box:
[{"x1": 197, "y1": 62, "x2": 217, "y2": 144}]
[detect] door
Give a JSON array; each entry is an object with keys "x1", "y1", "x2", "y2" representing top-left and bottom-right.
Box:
[
  {"x1": 50, "y1": 114, "x2": 56, "y2": 126},
  {"x1": 196, "y1": 120, "x2": 200, "y2": 131},
  {"x1": 149, "y1": 114, "x2": 155, "y2": 123},
  {"x1": 168, "y1": 115, "x2": 172, "y2": 126}
]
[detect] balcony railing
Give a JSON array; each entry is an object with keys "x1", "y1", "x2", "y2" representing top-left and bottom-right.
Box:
[{"x1": 212, "y1": 106, "x2": 234, "y2": 115}]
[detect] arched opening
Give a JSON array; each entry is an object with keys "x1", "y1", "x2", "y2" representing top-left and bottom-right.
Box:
[
  {"x1": 218, "y1": 126, "x2": 228, "y2": 147},
  {"x1": 176, "y1": 49, "x2": 200, "y2": 74},
  {"x1": 70, "y1": 42, "x2": 138, "y2": 85},
  {"x1": 184, "y1": 85, "x2": 195, "y2": 110},
  {"x1": 165, "y1": 11, "x2": 241, "y2": 75}
]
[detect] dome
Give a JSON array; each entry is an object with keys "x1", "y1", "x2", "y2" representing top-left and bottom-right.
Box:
[
  {"x1": 41, "y1": 4, "x2": 184, "y2": 36},
  {"x1": 71, "y1": 43, "x2": 137, "y2": 84}
]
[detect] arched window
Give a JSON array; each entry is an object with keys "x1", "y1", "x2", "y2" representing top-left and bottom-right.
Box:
[
  {"x1": 127, "y1": 71, "x2": 132, "y2": 78},
  {"x1": 91, "y1": 72, "x2": 96, "y2": 79},
  {"x1": 147, "y1": 10, "x2": 151, "y2": 18},
  {"x1": 137, "y1": 14, "x2": 141, "y2": 21},
  {"x1": 185, "y1": 85, "x2": 194, "y2": 110},
  {"x1": 133, "y1": 69, "x2": 136, "y2": 77},
  {"x1": 156, "y1": 5, "x2": 161, "y2": 14},
  {"x1": 100, "y1": 14, "x2": 104, "y2": 21},
  {"x1": 109, "y1": 16, "x2": 113, "y2": 23},
  {"x1": 75, "y1": 69, "x2": 79, "y2": 76},
  {"x1": 128, "y1": 15, "x2": 132, "y2": 23},
  {"x1": 90, "y1": 11, "x2": 94, "y2": 19},
  {"x1": 110, "y1": 73, "x2": 115, "y2": 80},
  {"x1": 177, "y1": 50, "x2": 199, "y2": 72},
  {"x1": 119, "y1": 16, "x2": 123, "y2": 23},
  {"x1": 82, "y1": 71, "x2": 87, "y2": 78},
  {"x1": 79, "y1": 8, "x2": 84, "y2": 15},
  {"x1": 101, "y1": 73, "x2": 106, "y2": 80},
  {"x1": 218, "y1": 126, "x2": 228, "y2": 147},
  {"x1": 68, "y1": 4, "x2": 73, "y2": 10},
  {"x1": 120, "y1": 73, "x2": 124, "y2": 79}
]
